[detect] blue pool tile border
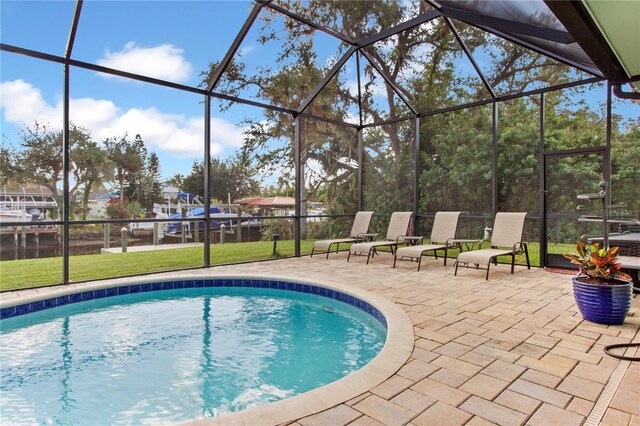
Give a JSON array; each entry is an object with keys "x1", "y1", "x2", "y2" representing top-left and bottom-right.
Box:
[{"x1": 0, "y1": 279, "x2": 387, "y2": 328}]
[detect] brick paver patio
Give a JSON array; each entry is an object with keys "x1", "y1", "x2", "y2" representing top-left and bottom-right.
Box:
[
  {"x1": 4, "y1": 252, "x2": 639, "y2": 425},
  {"x1": 228, "y1": 253, "x2": 639, "y2": 425}
]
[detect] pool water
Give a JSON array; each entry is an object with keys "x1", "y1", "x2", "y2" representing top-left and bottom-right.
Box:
[{"x1": 0, "y1": 286, "x2": 386, "y2": 425}]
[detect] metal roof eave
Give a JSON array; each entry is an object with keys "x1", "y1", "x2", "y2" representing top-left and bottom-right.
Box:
[{"x1": 544, "y1": 0, "x2": 628, "y2": 83}]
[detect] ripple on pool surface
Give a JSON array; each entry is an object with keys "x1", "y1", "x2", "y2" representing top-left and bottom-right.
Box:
[{"x1": 0, "y1": 285, "x2": 386, "y2": 424}]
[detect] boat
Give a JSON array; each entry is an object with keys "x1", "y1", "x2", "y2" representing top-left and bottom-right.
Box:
[
  {"x1": 0, "y1": 209, "x2": 28, "y2": 223},
  {"x1": 165, "y1": 207, "x2": 257, "y2": 235}
]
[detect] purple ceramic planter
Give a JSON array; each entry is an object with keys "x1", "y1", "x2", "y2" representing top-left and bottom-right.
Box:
[{"x1": 572, "y1": 276, "x2": 632, "y2": 325}]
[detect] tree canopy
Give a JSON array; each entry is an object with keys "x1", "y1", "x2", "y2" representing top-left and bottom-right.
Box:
[{"x1": 3, "y1": 124, "x2": 164, "y2": 219}]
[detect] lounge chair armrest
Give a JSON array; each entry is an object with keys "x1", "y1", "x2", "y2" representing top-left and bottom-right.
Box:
[
  {"x1": 513, "y1": 241, "x2": 527, "y2": 254},
  {"x1": 357, "y1": 232, "x2": 378, "y2": 242},
  {"x1": 399, "y1": 235, "x2": 423, "y2": 245},
  {"x1": 396, "y1": 235, "x2": 414, "y2": 244},
  {"x1": 450, "y1": 237, "x2": 485, "y2": 250}
]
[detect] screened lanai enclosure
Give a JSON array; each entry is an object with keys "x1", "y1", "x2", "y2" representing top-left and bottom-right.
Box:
[{"x1": 1, "y1": 0, "x2": 639, "y2": 290}]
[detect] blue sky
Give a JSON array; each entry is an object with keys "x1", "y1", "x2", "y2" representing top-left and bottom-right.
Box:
[
  {"x1": 1, "y1": 0, "x2": 638, "y2": 186},
  {"x1": 1, "y1": 1, "x2": 280, "y2": 180}
]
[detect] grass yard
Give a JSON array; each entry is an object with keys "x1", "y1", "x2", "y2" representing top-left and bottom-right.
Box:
[
  {"x1": 0, "y1": 240, "x2": 315, "y2": 291},
  {"x1": 0, "y1": 240, "x2": 574, "y2": 292}
]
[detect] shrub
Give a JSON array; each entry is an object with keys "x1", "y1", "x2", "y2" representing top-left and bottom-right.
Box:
[{"x1": 564, "y1": 241, "x2": 632, "y2": 282}]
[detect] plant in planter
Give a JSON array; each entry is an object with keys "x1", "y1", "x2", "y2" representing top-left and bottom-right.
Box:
[{"x1": 564, "y1": 241, "x2": 633, "y2": 325}]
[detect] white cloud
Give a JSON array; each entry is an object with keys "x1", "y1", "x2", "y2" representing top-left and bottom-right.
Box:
[
  {"x1": 0, "y1": 79, "x2": 58, "y2": 125},
  {"x1": 400, "y1": 0, "x2": 418, "y2": 21},
  {"x1": 97, "y1": 42, "x2": 192, "y2": 83},
  {"x1": 69, "y1": 98, "x2": 119, "y2": 130},
  {"x1": 364, "y1": 78, "x2": 389, "y2": 98},
  {"x1": 237, "y1": 44, "x2": 255, "y2": 57},
  {"x1": 210, "y1": 117, "x2": 245, "y2": 150},
  {"x1": 325, "y1": 54, "x2": 338, "y2": 68},
  {"x1": 0, "y1": 79, "x2": 244, "y2": 158},
  {"x1": 346, "y1": 79, "x2": 359, "y2": 98},
  {"x1": 346, "y1": 77, "x2": 388, "y2": 99},
  {"x1": 97, "y1": 107, "x2": 206, "y2": 157},
  {"x1": 344, "y1": 110, "x2": 360, "y2": 125}
]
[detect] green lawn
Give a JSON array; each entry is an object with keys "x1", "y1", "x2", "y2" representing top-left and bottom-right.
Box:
[
  {"x1": 0, "y1": 239, "x2": 574, "y2": 292},
  {"x1": 0, "y1": 240, "x2": 315, "y2": 291}
]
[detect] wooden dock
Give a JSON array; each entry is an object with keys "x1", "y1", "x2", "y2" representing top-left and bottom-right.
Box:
[
  {"x1": 0, "y1": 225, "x2": 59, "y2": 243},
  {"x1": 101, "y1": 242, "x2": 203, "y2": 254}
]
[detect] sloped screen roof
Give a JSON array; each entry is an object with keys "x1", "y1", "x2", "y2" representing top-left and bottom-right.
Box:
[
  {"x1": 1, "y1": 0, "x2": 609, "y2": 127},
  {"x1": 434, "y1": 0, "x2": 601, "y2": 76}
]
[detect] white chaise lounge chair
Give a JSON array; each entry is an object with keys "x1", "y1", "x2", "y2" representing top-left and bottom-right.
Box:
[
  {"x1": 454, "y1": 212, "x2": 530, "y2": 280},
  {"x1": 348, "y1": 211, "x2": 413, "y2": 264},
  {"x1": 393, "y1": 211, "x2": 462, "y2": 270},
  {"x1": 311, "y1": 211, "x2": 374, "y2": 259}
]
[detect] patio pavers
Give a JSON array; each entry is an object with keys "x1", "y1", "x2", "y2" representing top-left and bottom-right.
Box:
[
  {"x1": 229, "y1": 253, "x2": 638, "y2": 425},
  {"x1": 4, "y1": 252, "x2": 639, "y2": 425}
]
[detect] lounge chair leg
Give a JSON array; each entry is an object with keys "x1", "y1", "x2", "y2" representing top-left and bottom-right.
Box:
[
  {"x1": 327, "y1": 243, "x2": 336, "y2": 259},
  {"x1": 443, "y1": 247, "x2": 448, "y2": 266},
  {"x1": 417, "y1": 255, "x2": 422, "y2": 271},
  {"x1": 454, "y1": 261, "x2": 459, "y2": 276},
  {"x1": 524, "y1": 243, "x2": 531, "y2": 269},
  {"x1": 393, "y1": 254, "x2": 397, "y2": 268},
  {"x1": 486, "y1": 262, "x2": 491, "y2": 280},
  {"x1": 511, "y1": 253, "x2": 515, "y2": 274},
  {"x1": 311, "y1": 247, "x2": 315, "y2": 258},
  {"x1": 366, "y1": 249, "x2": 372, "y2": 265},
  {"x1": 347, "y1": 250, "x2": 351, "y2": 262}
]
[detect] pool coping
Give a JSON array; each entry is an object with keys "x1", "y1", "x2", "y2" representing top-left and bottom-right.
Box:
[{"x1": 0, "y1": 272, "x2": 415, "y2": 425}]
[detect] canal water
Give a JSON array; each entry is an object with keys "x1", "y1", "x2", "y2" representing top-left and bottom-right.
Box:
[
  {"x1": 0, "y1": 235, "x2": 156, "y2": 261},
  {"x1": 0, "y1": 226, "x2": 265, "y2": 261}
]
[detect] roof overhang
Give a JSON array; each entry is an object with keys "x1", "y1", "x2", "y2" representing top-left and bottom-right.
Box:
[{"x1": 546, "y1": 0, "x2": 640, "y2": 91}]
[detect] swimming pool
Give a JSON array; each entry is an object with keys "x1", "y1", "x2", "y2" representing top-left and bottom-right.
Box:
[{"x1": 0, "y1": 278, "x2": 387, "y2": 424}]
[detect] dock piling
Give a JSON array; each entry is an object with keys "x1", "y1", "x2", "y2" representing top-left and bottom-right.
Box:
[
  {"x1": 153, "y1": 223, "x2": 159, "y2": 245},
  {"x1": 121, "y1": 227, "x2": 128, "y2": 253},
  {"x1": 104, "y1": 223, "x2": 110, "y2": 248}
]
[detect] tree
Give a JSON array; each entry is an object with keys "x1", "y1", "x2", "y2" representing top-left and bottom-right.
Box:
[
  {"x1": 144, "y1": 152, "x2": 164, "y2": 212},
  {"x1": 4, "y1": 122, "x2": 108, "y2": 219},
  {"x1": 122, "y1": 134, "x2": 148, "y2": 205},
  {"x1": 104, "y1": 133, "x2": 146, "y2": 206},
  {"x1": 75, "y1": 140, "x2": 113, "y2": 219},
  {"x1": 182, "y1": 160, "x2": 204, "y2": 199},
  {"x1": 0, "y1": 145, "x2": 15, "y2": 186},
  {"x1": 182, "y1": 154, "x2": 260, "y2": 203},
  {"x1": 418, "y1": 106, "x2": 493, "y2": 216},
  {"x1": 224, "y1": 153, "x2": 262, "y2": 202},
  {"x1": 611, "y1": 115, "x2": 640, "y2": 215},
  {"x1": 165, "y1": 173, "x2": 184, "y2": 189},
  {"x1": 202, "y1": 1, "x2": 575, "y2": 230},
  {"x1": 9, "y1": 122, "x2": 65, "y2": 201}
]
